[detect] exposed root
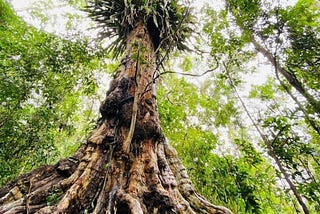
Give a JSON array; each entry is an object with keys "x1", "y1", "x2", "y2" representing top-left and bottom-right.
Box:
[
  {"x1": 0, "y1": 134, "x2": 232, "y2": 214},
  {"x1": 116, "y1": 190, "x2": 143, "y2": 214}
]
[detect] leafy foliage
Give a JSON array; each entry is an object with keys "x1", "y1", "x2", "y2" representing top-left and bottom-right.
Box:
[
  {"x1": 157, "y1": 75, "x2": 294, "y2": 213},
  {"x1": 0, "y1": 0, "x2": 102, "y2": 185},
  {"x1": 203, "y1": 0, "x2": 320, "y2": 212},
  {"x1": 279, "y1": 0, "x2": 320, "y2": 94}
]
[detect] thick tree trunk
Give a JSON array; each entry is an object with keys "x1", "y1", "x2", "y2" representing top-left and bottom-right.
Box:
[{"x1": 0, "y1": 22, "x2": 231, "y2": 214}]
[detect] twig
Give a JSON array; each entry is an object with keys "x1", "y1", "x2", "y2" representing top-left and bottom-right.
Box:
[{"x1": 159, "y1": 67, "x2": 216, "y2": 77}]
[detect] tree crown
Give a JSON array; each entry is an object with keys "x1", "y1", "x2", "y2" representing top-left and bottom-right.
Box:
[{"x1": 86, "y1": 0, "x2": 194, "y2": 58}]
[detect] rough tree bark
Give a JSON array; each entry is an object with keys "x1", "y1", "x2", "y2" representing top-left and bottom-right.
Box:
[{"x1": 0, "y1": 21, "x2": 232, "y2": 214}]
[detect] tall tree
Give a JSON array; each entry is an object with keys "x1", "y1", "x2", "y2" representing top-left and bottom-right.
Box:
[
  {"x1": 224, "y1": 1, "x2": 320, "y2": 212},
  {"x1": 0, "y1": 0, "x2": 231, "y2": 213},
  {"x1": 226, "y1": 0, "x2": 320, "y2": 133},
  {"x1": 202, "y1": 0, "x2": 320, "y2": 212}
]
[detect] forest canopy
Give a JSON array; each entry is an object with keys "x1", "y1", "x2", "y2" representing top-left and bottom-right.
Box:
[{"x1": 1, "y1": 0, "x2": 319, "y2": 213}]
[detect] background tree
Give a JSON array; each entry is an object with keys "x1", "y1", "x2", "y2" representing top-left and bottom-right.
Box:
[{"x1": 201, "y1": 0, "x2": 320, "y2": 212}]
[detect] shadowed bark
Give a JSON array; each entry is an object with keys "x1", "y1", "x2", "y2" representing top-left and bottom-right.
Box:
[{"x1": 0, "y1": 21, "x2": 232, "y2": 214}]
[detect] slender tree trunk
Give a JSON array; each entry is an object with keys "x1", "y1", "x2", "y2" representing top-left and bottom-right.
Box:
[
  {"x1": 225, "y1": 68, "x2": 310, "y2": 214},
  {"x1": 263, "y1": 142, "x2": 310, "y2": 214},
  {"x1": 0, "y1": 21, "x2": 231, "y2": 214},
  {"x1": 273, "y1": 67, "x2": 320, "y2": 135},
  {"x1": 251, "y1": 37, "x2": 320, "y2": 114}
]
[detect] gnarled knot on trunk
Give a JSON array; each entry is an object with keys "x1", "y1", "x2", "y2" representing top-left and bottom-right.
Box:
[
  {"x1": 100, "y1": 77, "x2": 133, "y2": 119},
  {"x1": 134, "y1": 107, "x2": 161, "y2": 140},
  {"x1": 56, "y1": 158, "x2": 79, "y2": 177}
]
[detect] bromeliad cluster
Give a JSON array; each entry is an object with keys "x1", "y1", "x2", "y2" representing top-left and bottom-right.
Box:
[{"x1": 86, "y1": 0, "x2": 194, "y2": 58}]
